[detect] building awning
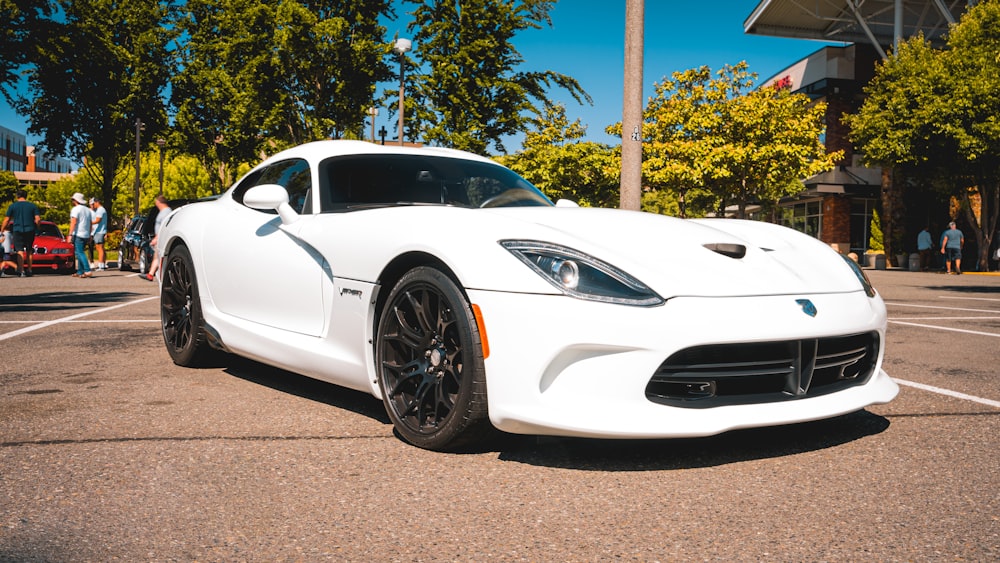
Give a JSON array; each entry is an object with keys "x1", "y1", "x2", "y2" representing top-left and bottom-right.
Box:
[
  {"x1": 745, "y1": 0, "x2": 967, "y2": 58},
  {"x1": 799, "y1": 165, "x2": 881, "y2": 198}
]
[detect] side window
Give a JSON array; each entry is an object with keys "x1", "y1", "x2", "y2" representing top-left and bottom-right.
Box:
[{"x1": 232, "y1": 158, "x2": 313, "y2": 214}]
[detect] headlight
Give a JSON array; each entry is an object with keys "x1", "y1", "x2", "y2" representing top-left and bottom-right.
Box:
[
  {"x1": 51, "y1": 248, "x2": 72, "y2": 255},
  {"x1": 501, "y1": 240, "x2": 664, "y2": 306},
  {"x1": 841, "y1": 254, "x2": 876, "y2": 297}
]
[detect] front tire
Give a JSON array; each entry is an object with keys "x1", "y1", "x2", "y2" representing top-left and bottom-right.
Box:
[
  {"x1": 376, "y1": 267, "x2": 492, "y2": 451},
  {"x1": 160, "y1": 244, "x2": 214, "y2": 366}
]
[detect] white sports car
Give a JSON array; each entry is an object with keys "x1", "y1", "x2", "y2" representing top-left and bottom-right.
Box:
[{"x1": 157, "y1": 140, "x2": 898, "y2": 450}]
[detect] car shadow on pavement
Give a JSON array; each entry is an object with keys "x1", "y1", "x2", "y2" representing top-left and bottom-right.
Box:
[
  {"x1": 927, "y1": 284, "x2": 1000, "y2": 293},
  {"x1": 222, "y1": 354, "x2": 391, "y2": 424},
  {"x1": 0, "y1": 291, "x2": 151, "y2": 313},
  {"x1": 495, "y1": 410, "x2": 891, "y2": 470},
  {"x1": 216, "y1": 352, "x2": 891, "y2": 468}
]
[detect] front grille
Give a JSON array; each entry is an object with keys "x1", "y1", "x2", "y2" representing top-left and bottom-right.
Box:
[{"x1": 645, "y1": 332, "x2": 880, "y2": 408}]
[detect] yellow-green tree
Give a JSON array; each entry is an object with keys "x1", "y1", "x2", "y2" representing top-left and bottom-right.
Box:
[
  {"x1": 631, "y1": 62, "x2": 839, "y2": 218},
  {"x1": 496, "y1": 104, "x2": 618, "y2": 207}
]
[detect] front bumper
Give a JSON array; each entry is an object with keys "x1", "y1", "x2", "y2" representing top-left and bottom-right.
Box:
[
  {"x1": 467, "y1": 289, "x2": 898, "y2": 438},
  {"x1": 30, "y1": 255, "x2": 75, "y2": 272}
]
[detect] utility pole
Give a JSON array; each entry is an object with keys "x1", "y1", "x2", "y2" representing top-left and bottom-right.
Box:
[{"x1": 620, "y1": 0, "x2": 644, "y2": 211}]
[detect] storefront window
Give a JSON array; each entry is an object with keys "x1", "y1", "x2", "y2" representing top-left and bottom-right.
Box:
[
  {"x1": 850, "y1": 198, "x2": 878, "y2": 255},
  {"x1": 779, "y1": 198, "x2": 823, "y2": 239}
]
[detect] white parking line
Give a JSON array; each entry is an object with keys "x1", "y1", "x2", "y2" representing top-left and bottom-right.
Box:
[
  {"x1": 888, "y1": 316, "x2": 1000, "y2": 320},
  {"x1": 887, "y1": 320, "x2": 1000, "y2": 338},
  {"x1": 0, "y1": 296, "x2": 159, "y2": 341},
  {"x1": 885, "y1": 302, "x2": 999, "y2": 313},
  {"x1": 939, "y1": 296, "x2": 1000, "y2": 302},
  {"x1": 894, "y1": 378, "x2": 1000, "y2": 409}
]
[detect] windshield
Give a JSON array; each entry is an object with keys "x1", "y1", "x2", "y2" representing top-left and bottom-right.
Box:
[
  {"x1": 38, "y1": 223, "x2": 63, "y2": 238},
  {"x1": 318, "y1": 154, "x2": 553, "y2": 211}
]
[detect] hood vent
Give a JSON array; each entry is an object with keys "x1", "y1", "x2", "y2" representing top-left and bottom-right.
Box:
[{"x1": 703, "y1": 243, "x2": 746, "y2": 259}]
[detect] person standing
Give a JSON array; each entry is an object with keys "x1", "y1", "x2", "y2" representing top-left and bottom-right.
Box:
[
  {"x1": 89, "y1": 197, "x2": 109, "y2": 270},
  {"x1": 144, "y1": 195, "x2": 172, "y2": 281},
  {"x1": 940, "y1": 221, "x2": 965, "y2": 275},
  {"x1": 917, "y1": 226, "x2": 934, "y2": 271},
  {"x1": 69, "y1": 192, "x2": 94, "y2": 278},
  {"x1": 1, "y1": 188, "x2": 41, "y2": 277}
]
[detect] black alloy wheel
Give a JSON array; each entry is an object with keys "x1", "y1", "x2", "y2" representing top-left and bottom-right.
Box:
[
  {"x1": 376, "y1": 267, "x2": 492, "y2": 451},
  {"x1": 160, "y1": 244, "x2": 213, "y2": 366}
]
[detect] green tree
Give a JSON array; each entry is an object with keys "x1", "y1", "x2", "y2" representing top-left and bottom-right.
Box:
[
  {"x1": 847, "y1": 1, "x2": 1000, "y2": 271},
  {"x1": 173, "y1": 0, "x2": 393, "y2": 191},
  {"x1": 496, "y1": 104, "x2": 618, "y2": 207},
  {"x1": 43, "y1": 172, "x2": 97, "y2": 230},
  {"x1": 0, "y1": 170, "x2": 18, "y2": 204},
  {"x1": 630, "y1": 63, "x2": 838, "y2": 219},
  {"x1": 868, "y1": 209, "x2": 884, "y2": 251},
  {"x1": 270, "y1": 0, "x2": 393, "y2": 141},
  {"x1": 0, "y1": 0, "x2": 49, "y2": 95},
  {"x1": 13, "y1": 0, "x2": 176, "y2": 225},
  {"x1": 400, "y1": 0, "x2": 590, "y2": 154}
]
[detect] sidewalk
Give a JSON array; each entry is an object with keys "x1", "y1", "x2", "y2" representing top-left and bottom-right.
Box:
[{"x1": 863, "y1": 265, "x2": 1000, "y2": 276}]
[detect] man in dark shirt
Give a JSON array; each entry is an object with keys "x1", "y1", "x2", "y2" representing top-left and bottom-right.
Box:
[{"x1": 2, "y1": 189, "x2": 41, "y2": 277}]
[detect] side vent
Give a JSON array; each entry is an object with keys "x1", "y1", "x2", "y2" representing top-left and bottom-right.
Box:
[{"x1": 703, "y1": 243, "x2": 747, "y2": 259}]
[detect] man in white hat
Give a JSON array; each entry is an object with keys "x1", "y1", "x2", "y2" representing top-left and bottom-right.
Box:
[{"x1": 69, "y1": 192, "x2": 94, "y2": 278}]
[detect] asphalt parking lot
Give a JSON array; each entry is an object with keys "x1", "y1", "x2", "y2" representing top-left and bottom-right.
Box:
[{"x1": 1, "y1": 268, "x2": 997, "y2": 562}]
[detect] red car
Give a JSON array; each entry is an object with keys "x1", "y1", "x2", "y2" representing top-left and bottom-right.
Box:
[{"x1": 30, "y1": 221, "x2": 76, "y2": 274}]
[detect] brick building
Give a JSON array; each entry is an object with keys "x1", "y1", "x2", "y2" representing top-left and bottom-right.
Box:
[
  {"x1": 744, "y1": 0, "x2": 969, "y2": 259},
  {"x1": 761, "y1": 44, "x2": 882, "y2": 256},
  {"x1": 0, "y1": 124, "x2": 75, "y2": 191},
  {"x1": 1, "y1": 125, "x2": 27, "y2": 172}
]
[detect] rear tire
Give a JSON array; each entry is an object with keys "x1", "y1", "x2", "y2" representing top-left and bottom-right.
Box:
[
  {"x1": 376, "y1": 267, "x2": 492, "y2": 451},
  {"x1": 160, "y1": 244, "x2": 214, "y2": 366},
  {"x1": 138, "y1": 248, "x2": 149, "y2": 275},
  {"x1": 118, "y1": 244, "x2": 128, "y2": 271}
]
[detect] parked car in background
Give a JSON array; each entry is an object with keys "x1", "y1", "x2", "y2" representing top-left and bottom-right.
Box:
[
  {"x1": 31, "y1": 221, "x2": 75, "y2": 274},
  {"x1": 118, "y1": 215, "x2": 149, "y2": 273},
  {"x1": 118, "y1": 199, "x2": 202, "y2": 273}
]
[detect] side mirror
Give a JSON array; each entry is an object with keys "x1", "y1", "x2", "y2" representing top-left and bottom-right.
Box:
[
  {"x1": 555, "y1": 199, "x2": 579, "y2": 208},
  {"x1": 244, "y1": 184, "x2": 299, "y2": 224}
]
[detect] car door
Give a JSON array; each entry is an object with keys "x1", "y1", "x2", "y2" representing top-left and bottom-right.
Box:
[{"x1": 203, "y1": 158, "x2": 328, "y2": 336}]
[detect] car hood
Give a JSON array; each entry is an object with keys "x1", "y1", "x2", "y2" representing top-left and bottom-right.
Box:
[
  {"x1": 34, "y1": 235, "x2": 71, "y2": 247},
  {"x1": 479, "y1": 207, "x2": 865, "y2": 298}
]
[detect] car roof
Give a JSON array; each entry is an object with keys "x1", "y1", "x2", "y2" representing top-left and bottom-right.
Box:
[{"x1": 257, "y1": 139, "x2": 498, "y2": 169}]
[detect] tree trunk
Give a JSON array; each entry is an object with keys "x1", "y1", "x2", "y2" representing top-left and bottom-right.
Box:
[
  {"x1": 880, "y1": 167, "x2": 906, "y2": 264},
  {"x1": 961, "y1": 182, "x2": 999, "y2": 272}
]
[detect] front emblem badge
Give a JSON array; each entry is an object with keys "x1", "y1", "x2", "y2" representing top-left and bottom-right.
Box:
[{"x1": 796, "y1": 299, "x2": 818, "y2": 317}]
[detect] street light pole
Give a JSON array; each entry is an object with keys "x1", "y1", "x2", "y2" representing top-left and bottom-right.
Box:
[
  {"x1": 394, "y1": 38, "x2": 412, "y2": 146},
  {"x1": 156, "y1": 138, "x2": 166, "y2": 196},
  {"x1": 133, "y1": 118, "x2": 143, "y2": 217},
  {"x1": 367, "y1": 107, "x2": 379, "y2": 143}
]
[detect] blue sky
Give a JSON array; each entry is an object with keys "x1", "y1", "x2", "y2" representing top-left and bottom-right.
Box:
[
  {"x1": 1, "y1": 0, "x2": 841, "y2": 151},
  {"x1": 487, "y1": 0, "x2": 841, "y2": 146}
]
